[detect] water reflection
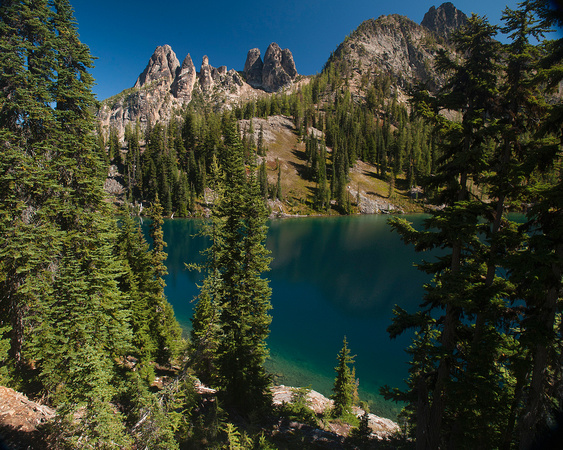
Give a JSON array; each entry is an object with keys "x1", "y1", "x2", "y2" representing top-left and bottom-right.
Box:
[
  {"x1": 151, "y1": 214, "x2": 432, "y2": 417},
  {"x1": 267, "y1": 215, "x2": 429, "y2": 319}
]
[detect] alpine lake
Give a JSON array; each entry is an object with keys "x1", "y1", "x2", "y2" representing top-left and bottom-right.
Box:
[{"x1": 145, "y1": 214, "x2": 434, "y2": 420}]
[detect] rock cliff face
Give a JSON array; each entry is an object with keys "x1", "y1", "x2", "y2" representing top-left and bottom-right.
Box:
[
  {"x1": 421, "y1": 2, "x2": 467, "y2": 40},
  {"x1": 98, "y1": 43, "x2": 298, "y2": 138},
  {"x1": 243, "y1": 43, "x2": 299, "y2": 92},
  {"x1": 262, "y1": 43, "x2": 293, "y2": 92},
  {"x1": 281, "y1": 48, "x2": 297, "y2": 79},
  {"x1": 243, "y1": 48, "x2": 264, "y2": 86},
  {"x1": 198, "y1": 55, "x2": 214, "y2": 91},
  {"x1": 171, "y1": 54, "x2": 197, "y2": 101},
  {"x1": 97, "y1": 5, "x2": 465, "y2": 138},
  {"x1": 325, "y1": 7, "x2": 465, "y2": 98},
  {"x1": 134, "y1": 44, "x2": 179, "y2": 89},
  {"x1": 198, "y1": 56, "x2": 244, "y2": 93}
]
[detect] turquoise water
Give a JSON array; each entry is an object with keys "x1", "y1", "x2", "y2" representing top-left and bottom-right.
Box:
[{"x1": 156, "y1": 214, "x2": 432, "y2": 419}]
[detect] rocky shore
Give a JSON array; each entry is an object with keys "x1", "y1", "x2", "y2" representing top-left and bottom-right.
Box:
[
  {"x1": 1, "y1": 382, "x2": 400, "y2": 449},
  {"x1": 271, "y1": 385, "x2": 400, "y2": 440}
]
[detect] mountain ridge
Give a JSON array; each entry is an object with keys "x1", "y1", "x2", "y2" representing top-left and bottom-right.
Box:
[
  {"x1": 97, "y1": 42, "x2": 299, "y2": 139},
  {"x1": 97, "y1": 3, "x2": 466, "y2": 139},
  {"x1": 324, "y1": 3, "x2": 466, "y2": 101},
  {"x1": 421, "y1": 1, "x2": 468, "y2": 39}
]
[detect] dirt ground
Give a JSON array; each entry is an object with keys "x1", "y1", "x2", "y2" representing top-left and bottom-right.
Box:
[{"x1": 0, "y1": 386, "x2": 53, "y2": 449}]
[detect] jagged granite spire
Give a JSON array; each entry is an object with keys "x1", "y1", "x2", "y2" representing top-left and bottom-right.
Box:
[
  {"x1": 134, "y1": 45, "x2": 180, "y2": 88},
  {"x1": 243, "y1": 48, "x2": 264, "y2": 87},
  {"x1": 421, "y1": 2, "x2": 467, "y2": 39},
  {"x1": 171, "y1": 54, "x2": 197, "y2": 101},
  {"x1": 199, "y1": 55, "x2": 213, "y2": 91},
  {"x1": 262, "y1": 43, "x2": 298, "y2": 92},
  {"x1": 243, "y1": 43, "x2": 298, "y2": 92}
]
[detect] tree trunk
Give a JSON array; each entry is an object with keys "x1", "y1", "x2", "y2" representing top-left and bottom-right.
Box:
[
  {"x1": 519, "y1": 242, "x2": 563, "y2": 448},
  {"x1": 416, "y1": 375, "x2": 431, "y2": 450},
  {"x1": 9, "y1": 292, "x2": 23, "y2": 367}
]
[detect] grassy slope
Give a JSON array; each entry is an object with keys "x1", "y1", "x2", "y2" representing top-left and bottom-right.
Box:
[{"x1": 240, "y1": 115, "x2": 424, "y2": 216}]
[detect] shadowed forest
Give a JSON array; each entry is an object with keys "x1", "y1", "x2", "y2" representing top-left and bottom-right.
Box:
[{"x1": 0, "y1": 0, "x2": 562, "y2": 448}]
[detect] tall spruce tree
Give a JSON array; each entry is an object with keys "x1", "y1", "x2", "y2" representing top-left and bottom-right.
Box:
[
  {"x1": 191, "y1": 115, "x2": 273, "y2": 414},
  {"x1": 505, "y1": 1, "x2": 563, "y2": 447},
  {"x1": 0, "y1": 0, "x2": 139, "y2": 445},
  {"x1": 116, "y1": 204, "x2": 158, "y2": 381},
  {"x1": 331, "y1": 336, "x2": 356, "y2": 417},
  {"x1": 148, "y1": 196, "x2": 182, "y2": 366},
  {"x1": 383, "y1": 15, "x2": 510, "y2": 449},
  {"x1": 0, "y1": 0, "x2": 59, "y2": 370},
  {"x1": 384, "y1": 6, "x2": 563, "y2": 448},
  {"x1": 0, "y1": 1, "x2": 189, "y2": 446}
]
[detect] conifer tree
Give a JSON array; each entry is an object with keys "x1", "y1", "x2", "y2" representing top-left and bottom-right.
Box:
[
  {"x1": 125, "y1": 124, "x2": 141, "y2": 199},
  {"x1": 1, "y1": 3, "x2": 188, "y2": 444},
  {"x1": 0, "y1": 1, "x2": 148, "y2": 444},
  {"x1": 383, "y1": 7, "x2": 563, "y2": 448},
  {"x1": 257, "y1": 123, "x2": 266, "y2": 156},
  {"x1": 348, "y1": 402, "x2": 372, "y2": 447},
  {"x1": 116, "y1": 205, "x2": 158, "y2": 380},
  {"x1": 502, "y1": 1, "x2": 563, "y2": 446},
  {"x1": 176, "y1": 172, "x2": 190, "y2": 216},
  {"x1": 0, "y1": 0, "x2": 60, "y2": 369},
  {"x1": 108, "y1": 125, "x2": 120, "y2": 163},
  {"x1": 216, "y1": 118, "x2": 272, "y2": 412},
  {"x1": 332, "y1": 143, "x2": 350, "y2": 214},
  {"x1": 314, "y1": 141, "x2": 330, "y2": 210},
  {"x1": 275, "y1": 162, "x2": 283, "y2": 200},
  {"x1": 190, "y1": 277, "x2": 221, "y2": 386},
  {"x1": 331, "y1": 336, "x2": 356, "y2": 417},
  {"x1": 148, "y1": 196, "x2": 182, "y2": 366},
  {"x1": 383, "y1": 15, "x2": 509, "y2": 448},
  {"x1": 192, "y1": 115, "x2": 273, "y2": 414},
  {"x1": 259, "y1": 159, "x2": 269, "y2": 199}
]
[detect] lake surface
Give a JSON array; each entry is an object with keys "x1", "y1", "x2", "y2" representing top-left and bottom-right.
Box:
[{"x1": 153, "y1": 214, "x2": 432, "y2": 419}]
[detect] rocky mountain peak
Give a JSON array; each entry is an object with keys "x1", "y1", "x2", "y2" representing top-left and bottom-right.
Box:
[
  {"x1": 134, "y1": 44, "x2": 180, "y2": 88},
  {"x1": 244, "y1": 48, "x2": 264, "y2": 87},
  {"x1": 421, "y1": 2, "x2": 467, "y2": 40},
  {"x1": 281, "y1": 48, "x2": 297, "y2": 79},
  {"x1": 199, "y1": 55, "x2": 214, "y2": 90},
  {"x1": 260, "y1": 42, "x2": 298, "y2": 92},
  {"x1": 171, "y1": 53, "x2": 196, "y2": 100},
  {"x1": 99, "y1": 46, "x2": 248, "y2": 138},
  {"x1": 264, "y1": 42, "x2": 282, "y2": 63},
  {"x1": 324, "y1": 12, "x2": 458, "y2": 100}
]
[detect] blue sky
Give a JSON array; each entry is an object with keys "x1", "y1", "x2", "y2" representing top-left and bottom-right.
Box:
[{"x1": 71, "y1": 0, "x2": 528, "y2": 101}]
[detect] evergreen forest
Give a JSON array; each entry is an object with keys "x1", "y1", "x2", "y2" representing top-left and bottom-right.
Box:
[
  {"x1": 0, "y1": 0, "x2": 562, "y2": 448},
  {"x1": 103, "y1": 69, "x2": 436, "y2": 216}
]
